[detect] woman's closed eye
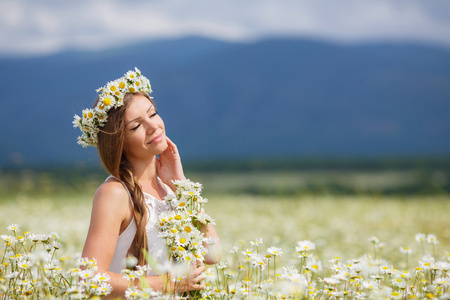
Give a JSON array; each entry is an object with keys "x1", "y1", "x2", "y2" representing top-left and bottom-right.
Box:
[
  {"x1": 130, "y1": 111, "x2": 158, "y2": 131},
  {"x1": 131, "y1": 124, "x2": 141, "y2": 131}
]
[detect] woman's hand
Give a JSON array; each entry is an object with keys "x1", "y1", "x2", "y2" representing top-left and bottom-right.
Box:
[
  {"x1": 156, "y1": 136, "x2": 186, "y2": 191},
  {"x1": 171, "y1": 263, "x2": 205, "y2": 292}
]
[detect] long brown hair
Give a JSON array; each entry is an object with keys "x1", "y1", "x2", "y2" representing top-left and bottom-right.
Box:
[{"x1": 96, "y1": 91, "x2": 153, "y2": 266}]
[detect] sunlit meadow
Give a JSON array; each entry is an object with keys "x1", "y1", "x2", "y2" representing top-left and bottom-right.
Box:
[{"x1": 1, "y1": 169, "x2": 449, "y2": 298}]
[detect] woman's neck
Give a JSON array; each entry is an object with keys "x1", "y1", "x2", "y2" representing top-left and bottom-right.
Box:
[{"x1": 128, "y1": 155, "x2": 166, "y2": 199}]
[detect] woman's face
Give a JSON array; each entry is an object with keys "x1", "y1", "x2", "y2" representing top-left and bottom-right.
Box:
[{"x1": 123, "y1": 94, "x2": 167, "y2": 160}]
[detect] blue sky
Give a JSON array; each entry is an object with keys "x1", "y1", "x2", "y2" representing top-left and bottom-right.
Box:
[{"x1": 1, "y1": 0, "x2": 450, "y2": 57}]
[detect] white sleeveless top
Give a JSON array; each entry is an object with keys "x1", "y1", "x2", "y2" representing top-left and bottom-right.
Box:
[{"x1": 107, "y1": 176, "x2": 174, "y2": 275}]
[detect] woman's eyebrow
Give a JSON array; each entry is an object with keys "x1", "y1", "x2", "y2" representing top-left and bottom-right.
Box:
[{"x1": 125, "y1": 104, "x2": 154, "y2": 126}]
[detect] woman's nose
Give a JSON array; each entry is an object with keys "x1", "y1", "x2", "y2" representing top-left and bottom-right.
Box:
[{"x1": 145, "y1": 118, "x2": 158, "y2": 133}]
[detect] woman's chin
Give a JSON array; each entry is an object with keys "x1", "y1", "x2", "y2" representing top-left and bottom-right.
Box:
[{"x1": 155, "y1": 139, "x2": 169, "y2": 154}]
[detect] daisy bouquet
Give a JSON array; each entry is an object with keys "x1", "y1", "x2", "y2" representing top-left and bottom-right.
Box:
[{"x1": 157, "y1": 179, "x2": 215, "y2": 265}]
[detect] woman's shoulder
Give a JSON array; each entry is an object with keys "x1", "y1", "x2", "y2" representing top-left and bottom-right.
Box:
[{"x1": 93, "y1": 177, "x2": 131, "y2": 209}]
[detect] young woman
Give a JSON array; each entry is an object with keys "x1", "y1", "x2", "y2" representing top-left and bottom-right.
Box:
[{"x1": 74, "y1": 68, "x2": 221, "y2": 298}]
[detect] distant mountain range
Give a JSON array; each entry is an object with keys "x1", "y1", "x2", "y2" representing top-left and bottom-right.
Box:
[{"x1": 1, "y1": 36, "x2": 449, "y2": 167}]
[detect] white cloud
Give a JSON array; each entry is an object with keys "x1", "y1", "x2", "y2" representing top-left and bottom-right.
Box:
[{"x1": 1, "y1": 0, "x2": 450, "y2": 57}]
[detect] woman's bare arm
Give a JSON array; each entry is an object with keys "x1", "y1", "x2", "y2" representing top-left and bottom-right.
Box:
[
  {"x1": 81, "y1": 181, "x2": 135, "y2": 297},
  {"x1": 81, "y1": 181, "x2": 205, "y2": 298}
]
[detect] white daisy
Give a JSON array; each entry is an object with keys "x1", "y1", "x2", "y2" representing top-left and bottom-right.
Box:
[
  {"x1": 251, "y1": 254, "x2": 267, "y2": 270},
  {"x1": 98, "y1": 283, "x2": 113, "y2": 296},
  {"x1": 98, "y1": 94, "x2": 116, "y2": 111},
  {"x1": 96, "y1": 112, "x2": 108, "y2": 126},
  {"x1": 230, "y1": 246, "x2": 239, "y2": 254},
  {"x1": 73, "y1": 115, "x2": 82, "y2": 128},
  {"x1": 415, "y1": 233, "x2": 426, "y2": 243},
  {"x1": 7, "y1": 224, "x2": 20, "y2": 233},
  {"x1": 399, "y1": 246, "x2": 412, "y2": 254},
  {"x1": 181, "y1": 251, "x2": 195, "y2": 263},
  {"x1": 125, "y1": 70, "x2": 137, "y2": 81},
  {"x1": 296, "y1": 240, "x2": 315, "y2": 252},
  {"x1": 250, "y1": 238, "x2": 263, "y2": 246},
  {"x1": 305, "y1": 257, "x2": 322, "y2": 273},
  {"x1": 181, "y1": 222, "x2": 195, "y2": 235},
  {"x1": 18, "y1": 260, "x2": 31, "y2": 270},
  {"x1": 81, "y1": 108, "x2": 95, "y2": 125},
  {"x1": 176, "y1": 233, "x2": 191, "y2": 247},
  {"x1": 171, "y1": 197, "x2": 187, "y2": 210},
  {"x1": 267, "y1": 246, "x2": 283, "y2": 257},
  {"x1": 1, "y1": 235, "x2": 17, "y2": 245},
  {"x1": 125, "y1": 287, "x2": 141, "y2": 299},
  {"x1": 427, "y1": 234, "x2": 439, "y2": 245},
  {"x1": 204, "y1": 236, "x2": 219, "y2": 245},
  {"x1": 106, "y1": 81, "x2": 119, "y2": 94},
  {"x1": 216, "y1": 261, "x2": 228, "y2": 270},
  {"x1": 5, "y1": 271, "x2": 20, "y2": 279}
]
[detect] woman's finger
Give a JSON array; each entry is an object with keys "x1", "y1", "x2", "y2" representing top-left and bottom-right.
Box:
[
  {"x1": 193, "y1": 272, "x2": 205, "y2": 280},
  {"x1": 192, "y1": 264, "x2": 205, "y2": 275},
  {"x1": 165, "y1": 136, "x2": 179, "y2": 154},
  {"x1": 192, "y1": 283, "x2": 204, "y2": 290}
]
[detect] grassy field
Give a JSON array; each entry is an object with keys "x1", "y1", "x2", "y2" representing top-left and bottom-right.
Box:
[
  {"x1": 1, "y1": 166, "x2": 449, "y2": 298},
  {"x1": 1, "y1": 190, "x2": 449, "y2": 270}
]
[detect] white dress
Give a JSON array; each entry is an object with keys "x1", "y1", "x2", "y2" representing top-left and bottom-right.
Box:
[{"x1": 107, "y1": 176, "x2": 173, "y2": 275}]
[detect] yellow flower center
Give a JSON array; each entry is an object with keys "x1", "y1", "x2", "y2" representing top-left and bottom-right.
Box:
[
  {"x1": 135, "y1": 81, "x2": 140, "y2": 86},
  {"x1": 88, "y1": 112, "x2": 93, "y2": 118},
  {"x1": 180, "y1": 238, "x2": 186, "y2": 244},
  {"x1": 110, "y1": 86, "x2": 116, "y2": 91},
  {"x1": 185, "y1": 226, "x2": 192, "y2": 233},
  {"x1": 175, "y1": 215, "x2": 182, "y2": 220},
  {"x1": 178, "y1": 246, "x2": 185, "y2": 252},
  {"x1": 103, "y1": 98, "x2": 111, "y2": 106},
  {"x1": 129, "y1": 87, "x2": 136, "y2": 93},
  {"x1": 119, "y1": 82, "x2": 125, "y2": 89}
]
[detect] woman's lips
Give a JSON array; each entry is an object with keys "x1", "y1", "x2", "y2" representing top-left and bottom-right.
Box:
[{"x1": 148, "y1": 134, "x2": 163, "y2": 144}]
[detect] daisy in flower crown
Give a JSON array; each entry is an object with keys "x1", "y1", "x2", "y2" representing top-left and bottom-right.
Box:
[{"x1": 74, "y1": 68, "x2": 221, "y2": 298}]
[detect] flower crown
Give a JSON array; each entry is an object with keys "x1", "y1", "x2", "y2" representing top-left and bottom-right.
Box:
[{"x1": 73, "y1": 67, "x2": 152, "y2": 147}]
